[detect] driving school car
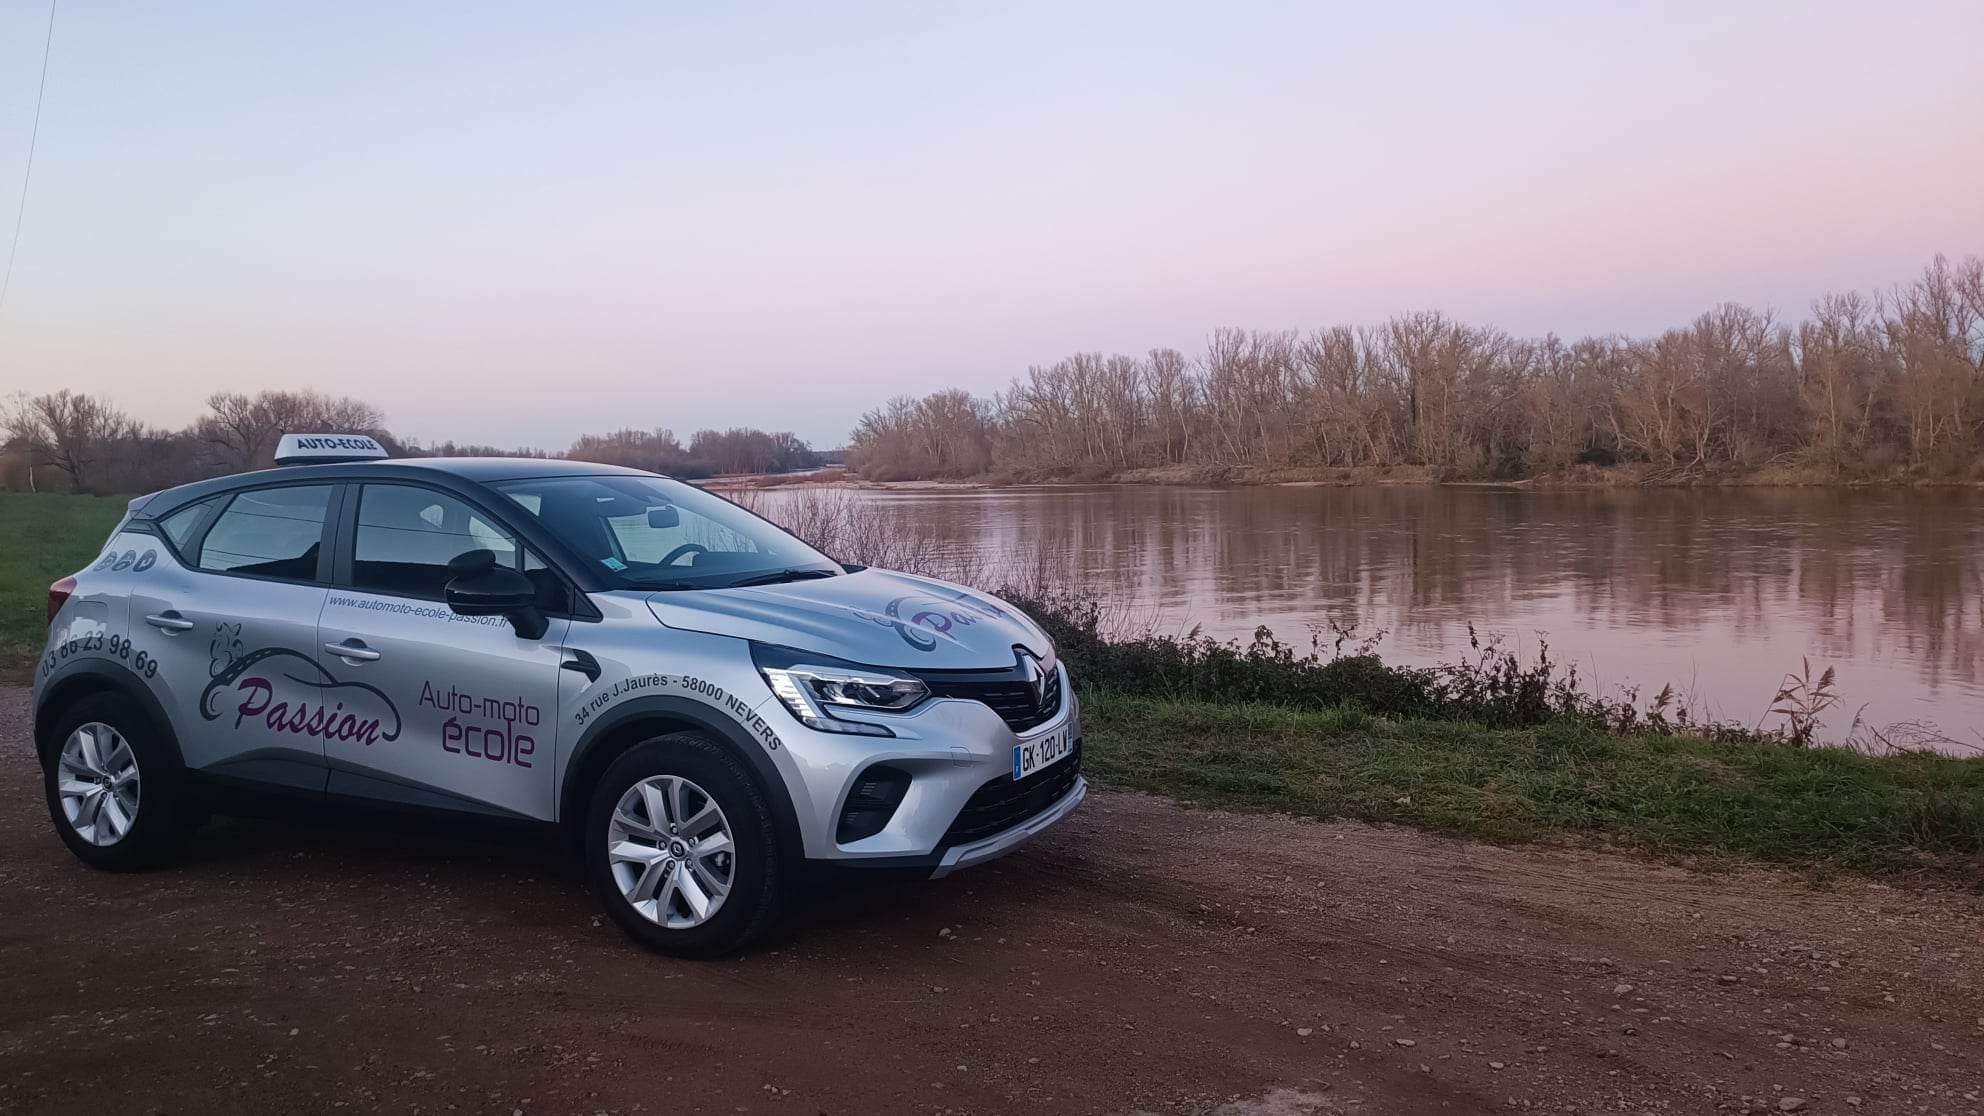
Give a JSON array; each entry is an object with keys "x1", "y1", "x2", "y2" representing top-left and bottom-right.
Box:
[{"x1": 33, "y1": 433, "x2": 1083, "y2": 956}]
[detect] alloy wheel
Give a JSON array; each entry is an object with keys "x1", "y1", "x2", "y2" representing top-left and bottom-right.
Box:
[
  {"x1": 58, "y1": 722, "x2": 141, "y2": 846},
  {"x1": 606, "y1": 774, "x2": 736, "y2": 929}
]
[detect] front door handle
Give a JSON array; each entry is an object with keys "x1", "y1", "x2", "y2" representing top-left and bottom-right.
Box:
[
  {"x1": 144, "y1": 611, "x2": 195, "y2": 632},
  {"x1": 324, "y1": 639, "x2": 382, "y2": 662}
]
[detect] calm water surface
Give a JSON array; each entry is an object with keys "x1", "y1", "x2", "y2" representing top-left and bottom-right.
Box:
[{"x1": 823, "y1": 485, "x2": 1984, "y2": 747}]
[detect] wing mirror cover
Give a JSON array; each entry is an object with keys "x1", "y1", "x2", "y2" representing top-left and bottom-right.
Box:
[{"x1": 443, "y1": 549, "x2": 548, "y2": 638}]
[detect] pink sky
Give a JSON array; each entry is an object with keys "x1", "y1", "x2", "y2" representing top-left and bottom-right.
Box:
[{"x1": 1, "y1": 1, "x2": 1980, "y2": 449}]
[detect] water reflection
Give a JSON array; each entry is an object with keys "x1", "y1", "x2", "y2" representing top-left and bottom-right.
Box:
[{"x1": 833, "y1": 485, "x2": 1984, "y2": 746}]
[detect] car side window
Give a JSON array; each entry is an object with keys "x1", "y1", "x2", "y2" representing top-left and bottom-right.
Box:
[
  {"x1": 157, "y1": 497, "x2": 221, "y2": 554},
  {"x1": 196, "y1": 485, "x2": 335, "y2": 581},
  {"x1": 352, "y1": 484, "x2": 521, "y2": 599},
  {"x1": 349, "y1": 484, "x2": 573, "y2": 611}
]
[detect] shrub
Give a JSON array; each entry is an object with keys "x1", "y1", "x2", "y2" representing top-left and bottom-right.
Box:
[{"x1": 997, "y1": 586, "x2": 1793, "y2": 742}]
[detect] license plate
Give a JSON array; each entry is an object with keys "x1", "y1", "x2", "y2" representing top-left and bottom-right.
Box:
[{"x1": 1013, "y1": 728, "x2": 1073, "y2": 780}]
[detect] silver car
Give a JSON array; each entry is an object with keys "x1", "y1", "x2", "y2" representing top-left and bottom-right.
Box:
[{"x1": 32, "y1": 435, "x2": 1083, "y2": 956}]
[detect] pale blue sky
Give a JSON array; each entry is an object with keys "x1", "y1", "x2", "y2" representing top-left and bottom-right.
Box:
[{"x1": 1, "y1": 1, "x2": 1980, "y2": 449}]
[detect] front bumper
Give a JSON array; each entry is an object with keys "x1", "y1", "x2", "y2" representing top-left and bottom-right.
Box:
[
  {"x1": 753, "y1": 662, "x2": 1084, "y2": 865},
  {"x1": 930, "y1": 775, "x2": 1086, "y2": 878}
]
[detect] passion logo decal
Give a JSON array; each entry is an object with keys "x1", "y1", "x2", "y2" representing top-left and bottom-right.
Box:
[
  {"x1": 200, "y1": 624, "x2": 402, "y2": 746},
  {"x1": 867, "y1": 587, "x2": 1014, "y2": 652}
]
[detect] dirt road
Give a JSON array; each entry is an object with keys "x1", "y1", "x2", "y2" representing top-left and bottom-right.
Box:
[{"x1": 2, "y1": 689, "x2": 1981, "y2": 1114}]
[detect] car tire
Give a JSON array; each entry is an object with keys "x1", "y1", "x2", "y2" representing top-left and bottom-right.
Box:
[
  {"x1": 585, "y1": 731, "x2": 787, "y2": 958},
  {"x1": 42, "y1": 691, "x2": 191, "y2": 871}
]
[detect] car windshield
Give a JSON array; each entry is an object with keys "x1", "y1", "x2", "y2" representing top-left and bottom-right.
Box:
[{"x1": 489, "y1": 475, "x2": 840, "y2": 591}]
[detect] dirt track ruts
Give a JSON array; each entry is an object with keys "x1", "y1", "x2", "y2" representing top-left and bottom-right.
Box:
[{"x1": 2, "y1": 688, "x2": 1981, "y2": 1114}]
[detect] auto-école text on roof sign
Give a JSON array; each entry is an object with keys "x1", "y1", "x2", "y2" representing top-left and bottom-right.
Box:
[{"x1": 273, "y1": 432, "x2": 389, "y2": 465}]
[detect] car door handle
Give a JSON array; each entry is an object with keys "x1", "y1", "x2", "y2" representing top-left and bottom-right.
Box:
[
  {"x1": 144, "y1": 611, "x2": 195, "y2": 632},
  {"x1": 324, "y1": 640, "x2": 382, "y2": 662}
]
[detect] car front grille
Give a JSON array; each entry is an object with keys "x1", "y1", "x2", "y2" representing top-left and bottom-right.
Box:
[
  {"x1": 940, "y1": 740, "x2": 1082, "y2": 847},
  {"x1": 925, "y1": 666, "x2": 1062, "y2": 733}
]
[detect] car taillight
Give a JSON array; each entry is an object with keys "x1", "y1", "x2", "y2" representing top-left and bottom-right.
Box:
[{"x1": 48, "y1": 576, "x2": 77, "y2": 626}]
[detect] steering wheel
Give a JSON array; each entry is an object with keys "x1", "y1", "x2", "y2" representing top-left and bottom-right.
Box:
[{"x1": 658, "y1": 542, "x2": 707, "y2": 567}]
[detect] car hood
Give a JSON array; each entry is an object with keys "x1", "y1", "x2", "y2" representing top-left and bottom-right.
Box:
[{"x1": 644, "y1": 569, "x2": 1052, "y2": 670}]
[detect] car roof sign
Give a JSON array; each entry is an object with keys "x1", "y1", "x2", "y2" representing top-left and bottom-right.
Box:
[{"x1": 273, "y1": 432, "x2": 390, "y2": 466}]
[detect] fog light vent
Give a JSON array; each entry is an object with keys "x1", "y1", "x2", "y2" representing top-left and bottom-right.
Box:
[{"x1": 837, "y1": 765, "x2": 911, "y2": 844}]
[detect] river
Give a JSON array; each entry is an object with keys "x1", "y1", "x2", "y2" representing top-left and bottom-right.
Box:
[{"x1": 783, "y1": 484, "x2": 1984, "y2": 749}]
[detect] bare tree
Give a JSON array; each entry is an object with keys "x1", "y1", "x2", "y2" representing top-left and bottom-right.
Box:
[
  {"x1": 2, "y1": 390, "x2": 134, "y2": 493},
  {"x1": 197, "y1": 390, "x2": 387, "y2": 472}
]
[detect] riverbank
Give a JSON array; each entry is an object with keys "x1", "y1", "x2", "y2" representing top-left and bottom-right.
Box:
[
  {"x1": 1118, "y1": 461, "x2": 1984, "y2": 489},
  {"x1": 738, "y1": 461, "x2": 1984, "y2": 490},
  {"x1": 1080, "y1": 690, "x2": 1984, "y2": 877},
  {"x1": 997, "y1": 582, "x2": 1984, "y2": 875}
]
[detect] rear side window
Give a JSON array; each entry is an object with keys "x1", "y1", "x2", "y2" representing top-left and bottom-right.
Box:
[
  {"x1": 197, "y1": 485, "x2": 334, "y2": 581},
  {"x1": 157, "y1": 497, "x2": 221, "y2": 554},
  {"x1": 352, "y1": 484, "x2": 519, "y2": 599}
]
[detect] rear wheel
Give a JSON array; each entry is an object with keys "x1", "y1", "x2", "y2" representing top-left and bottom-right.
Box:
[
  {"x1": 586, "y1": 732, "x2": 786, "y2": 958},
  {"x1": 43, "y1": 691, "x2": 191, "y2": 871}
]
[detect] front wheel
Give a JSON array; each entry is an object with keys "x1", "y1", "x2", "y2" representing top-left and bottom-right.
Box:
[{"x1": 585, "y1": 732, "x2": 787, "y2": 958}]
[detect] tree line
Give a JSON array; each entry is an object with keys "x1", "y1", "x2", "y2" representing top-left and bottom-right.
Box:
[
  {"x1": 0, "y1": 389, "x2": 821, "y2": 494},
  {"x1": 10, "y1": 253, "x2": 1979, "y2": 493},
  {"x1": 847, "y1": 254, "x2": 1984, "y2": 482}
]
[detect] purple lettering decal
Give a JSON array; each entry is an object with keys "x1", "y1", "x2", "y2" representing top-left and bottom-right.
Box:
[{"x1": 234, "y1": 677, "x2": 272, "y2": 729}]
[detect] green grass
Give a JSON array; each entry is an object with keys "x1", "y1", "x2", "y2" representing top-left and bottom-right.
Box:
[
  {"x1": 1081, "y1": 691, "x2": 1984, "y2": 875},
  {"x1": 1, "y1": 492, "x2": 128, "y2": 681}
]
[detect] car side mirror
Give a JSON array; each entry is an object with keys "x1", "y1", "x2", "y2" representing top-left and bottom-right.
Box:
[
  {"x1": 445, "y1": 553, "x2": 548, "y2": 639},
  {"x1": 647, "y1": 505, "x2": 680, "y2": 528}
]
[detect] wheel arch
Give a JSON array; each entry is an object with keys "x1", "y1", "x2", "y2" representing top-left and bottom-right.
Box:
[
  {"x1": 559, "y1": 697, "x2": 802, "y2": 858},
  {"x1": 34, "y1": 661, "x2": 186, "y2": 772}
]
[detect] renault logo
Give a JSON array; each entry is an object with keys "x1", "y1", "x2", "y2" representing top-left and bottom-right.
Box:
[{"x1": 1017, "y1": 650, "x2": 1047, "y2": 705}]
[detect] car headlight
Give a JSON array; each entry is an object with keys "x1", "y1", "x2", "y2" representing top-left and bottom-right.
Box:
[{"x1": 753, "y1": 645, "x2": 928, "y2": 737}]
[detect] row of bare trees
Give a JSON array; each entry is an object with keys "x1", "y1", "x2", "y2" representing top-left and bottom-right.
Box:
[
  {"x1": 568, "y1": 427, "x2": 816, "y2": 477},
  {"x1": 1, "y1": 390, "x2": 819, "y2": 494},
  {"x1": 848, "y1": 255, "x2": 1984, "y2": 482},
  {"x1": 0, "y1": 390, "x2": 397, "y2": 495}
]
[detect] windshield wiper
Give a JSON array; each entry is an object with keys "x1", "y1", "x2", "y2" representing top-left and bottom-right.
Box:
[
  {"x1": 725, "y1": 567, "x2": 840, "y2": 589},
  {"x1": 637, "y1": 579, "x2": 706, "y2": 592}
]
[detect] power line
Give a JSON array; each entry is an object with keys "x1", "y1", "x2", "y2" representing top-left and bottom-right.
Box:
[{"x1": 0, "y1": 0, "x2": 58, "y2": 323}]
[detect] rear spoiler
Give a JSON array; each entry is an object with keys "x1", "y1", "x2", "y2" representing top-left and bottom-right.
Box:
[{"x1": 104, "y1": 491, "x2": 157, "y2": 543}]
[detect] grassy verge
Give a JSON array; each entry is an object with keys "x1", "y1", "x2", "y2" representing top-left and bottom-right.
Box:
[
  {"x1": 1080, "y1": 691, "x2": 1984, "y2": 875},
  {"x1": 0, "y1": 492, "x2": 127, "y2": 682}
]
